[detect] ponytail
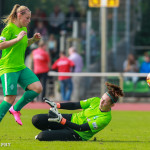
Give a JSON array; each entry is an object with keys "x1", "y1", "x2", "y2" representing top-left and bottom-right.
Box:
[
  {"x1": 3, "y1": 4, "x2": 20, "y2": 24},
  {"x1": 2, "y1": 4, "x2": 30, "y2": 25},
  {"x1": 105, "y1": 82, "x2": 124, "y2": 103}
]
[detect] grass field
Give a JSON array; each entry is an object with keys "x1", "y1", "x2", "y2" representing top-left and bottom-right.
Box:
[{"x1": 1, "y1": 109, "x2": 150, "y2": 150}]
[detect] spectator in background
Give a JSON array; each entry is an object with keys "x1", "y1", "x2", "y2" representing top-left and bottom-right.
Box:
[
  {"x1": 65, "y1": 4, "x2": 80, "y2": 32},
  {"x1": 68, "y1": 47, "x2": 83, "y2": 101},
  {"x1": 32, "y1": 8, "x2": 48, "y2": 27},
  {"x1": 90, "y1": 29, "x2": 99, "y2": 63},
  {"x1": 140, "y1": 52, "x2": 150, "y2": 73},
  {"x1": 68, "y1": 47, "x2": 83, "y2": 72},
  {"x1": 123, "y1": 54, "x2": 139, "y2": 83},
  {"x1": 52, "y1": 52, "x2": 75, "y2": 101},
  {"x1": 80, "y1": 22, "x2": 86, "y2": 59},
  {"x1": 34, "y1": 21, "x2": 48, "y2": 41},
  {"x1": 49, "y1": 6, "x2": 65, "y2": 35},
  {"x1": 32, "y1": 40, "x2": 51, "y2": 101},
  {"x1": 47, "y1": 34, "x2": 57, "y2": 63}
]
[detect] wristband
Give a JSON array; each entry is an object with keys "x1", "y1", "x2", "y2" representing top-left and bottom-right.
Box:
[
  {"x1": 57, "y1": 103, "x2": 61, "y2": 109},
  {"x1": 60, "y1": 118, "x2": 66, "y2": 125}
]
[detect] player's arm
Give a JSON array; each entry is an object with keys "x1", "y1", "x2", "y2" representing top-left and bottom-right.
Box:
[
  {"x1": 64, "y1": 120, "x2": 90, "y2": 131},
  {"x1": 28, "y1": 33, "x2": 41, "y2": 47},
  {"x1": 44, "y1": 98, "x2": 81, "y2": 110},
  {"x1": 0, "y1": 31, "x2": 27, "y2": 50},
  {"x1": 48, "y1": 108, "x2": 90, "y2": 131}
]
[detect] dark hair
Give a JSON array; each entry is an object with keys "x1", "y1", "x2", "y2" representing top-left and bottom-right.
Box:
[
  {"x1": 59, "y1": 51, "x2": 66, "y2": 55},
  {"x1": 105, "y1": 82, "x2": 124, "y2": 103}
]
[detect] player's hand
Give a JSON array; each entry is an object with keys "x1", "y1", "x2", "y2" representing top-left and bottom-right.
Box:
[
  {"x1": 48, "y1": 108, "x2": 62, "y2": 123},
  {"x1": 33, "y1": 33, "x2": 41, "y2": 42},
  {"x1": 44, "y1": 97, "x2": 57, "y2": 108},
  {"x1": 17, "y1": 31, "x2": 27, "y2": 41}
]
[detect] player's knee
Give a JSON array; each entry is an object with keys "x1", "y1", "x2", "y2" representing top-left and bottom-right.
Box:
[
  {"x1": 32, "y1": 115, "x2": 39, "y2": 127},
  {"x1": 29, "y1": 82, "x2": 43, "y2": 93},
  {"x1": 34, "y1": 83, "x2": 43, "y2": 93}
]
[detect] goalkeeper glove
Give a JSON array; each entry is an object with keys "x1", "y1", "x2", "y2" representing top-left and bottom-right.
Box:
[
  {"x1": 48, "y1": 108, "x2": 66, "y2": 125},
  {"x1": 44, "y1": 97, "x2": 57, "y2": 108}
]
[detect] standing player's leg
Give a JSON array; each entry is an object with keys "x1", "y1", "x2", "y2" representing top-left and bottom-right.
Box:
[
  {"x1": 0, "y1": 73, "x2": 18, "y2": 122},
  {"x1": 0, "y1": 96, "x2": 16, "y2": 122},
  {"x1": 9, "y1": 67, "x2": 42, "y2": 125}
]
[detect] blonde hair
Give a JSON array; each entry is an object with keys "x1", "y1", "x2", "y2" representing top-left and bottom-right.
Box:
[{"x1": 2, "y1": 4, "x2": 30, "y2": 24}]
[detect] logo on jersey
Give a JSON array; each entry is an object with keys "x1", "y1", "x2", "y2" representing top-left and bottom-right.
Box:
[
  {"x1": 0, "y1": 36, "x2": 6, "y2": 41},
  {"x1": 10, "y1": 84, "x2": 14, "y2": 90},
  {"x1": 87, "y1": 118, "x2": 91, "y2": 122},
  {"x1": 83, "y1": 99, "x2": 87, "y2": 102},
  {"x1": 92, "y1": 122, "x2": 98, "y2": 129},
  {"x1": 93, "y1": 116, "x2": 99, "y2": 120}
]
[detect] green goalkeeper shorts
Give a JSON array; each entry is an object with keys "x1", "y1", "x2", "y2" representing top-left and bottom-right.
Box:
[{"x1": 1, "y1": 67, "x2": 39, "y2": 96}]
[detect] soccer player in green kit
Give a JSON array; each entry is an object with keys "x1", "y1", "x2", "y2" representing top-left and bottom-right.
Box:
[
  {"x1": 32, "y1": 82, "x2": 124, "y2": 141},
  {"x1": 0, "y1": 4, "x2": 42, "y2": 125}
]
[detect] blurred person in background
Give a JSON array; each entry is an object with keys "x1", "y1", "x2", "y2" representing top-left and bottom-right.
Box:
[
  {"x1": 32, "y1": 82, "x2": 124, "y2": 141},
  {"x1": 139, "y1": 52, "x2": 150, "y2": 80},
  {"x1": 0, "y1": 4, "x2": 42, "y2": 125},
  {"x1": 90, "y1": 29, "x2": 99, "y2": 63},
  {"x1": 49, "y1": 5, "x2": 65, "y2": 35},
  {"x1": 52, "y1": 52, "x2": 75, "y2": 101},
  {"x1": 29, "y1": 8, "x2": 48, "y2": 38},
  {"x1": 34, "y1": 21, "x2": 48, "y2": 41},
  {"x1": 32, "y1": 8, "x2": 48, "y2": 28},
  {"x1": 47, "y1": 34, "x2": 57, "y2": 63},
  {"x1": 140, "y1": 52, "x2": 150, "y2": 73},
  {"x1": 65, "y1": 4, "x2": 80, "y2": 32},
  {"x1": 123, "y1": 54, "x2": 139, "y2": 83},
  {"x1": 68, "y1": 46, "x2": 83, "y2": 101},
  {"x1": 31, "y1": 40, "x2": 51, "y2": 101}
]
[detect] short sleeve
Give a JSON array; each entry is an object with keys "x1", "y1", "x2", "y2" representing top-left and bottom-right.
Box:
[
  {"x1": 0, "y1": 27, "x2": 12, "y2": 43},
  {"x1": 80, "y1": 97, "x2": 95, "y2": 109}
]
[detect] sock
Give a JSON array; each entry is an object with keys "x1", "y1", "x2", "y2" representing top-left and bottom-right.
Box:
[
  {"x1": 0, "y1": 101, "x2": 12, "y2": 122},
  {"x1": 14, "y1": 90, "x2": 39, "y2": 111}
]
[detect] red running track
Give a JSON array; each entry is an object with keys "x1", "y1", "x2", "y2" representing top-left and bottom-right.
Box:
[{"x1": 23, "y1": 102, "x2": 150, "y2": 111}]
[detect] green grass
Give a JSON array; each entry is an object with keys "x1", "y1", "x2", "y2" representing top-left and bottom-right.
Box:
[{"x1": 1, "y1": 109, "x2": 150, "y2": 150}]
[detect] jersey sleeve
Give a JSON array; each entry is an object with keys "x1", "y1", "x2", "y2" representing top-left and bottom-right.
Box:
[
  {"x1": 52, "y1": 60, "x2": 58, "y2": 70},
  {"x1": 80, "y1": 97, "x2": 95, "y2": 109},
  {"x1": 69, "y1": 59, "x2": 75, "y2": 67},
  {"x1": 88, "y1": 117, "x2": 110, "y2": 133},
  {"x1": 0, "y1": 26, "x2": 12, "y2": 43}
]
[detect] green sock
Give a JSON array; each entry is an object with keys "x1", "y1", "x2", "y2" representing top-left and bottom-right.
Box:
[
  {"x1": 14, "y1": 90, "x2": 39, "y2": 111},
  {"x1": 0, "y1": 101, "x2": 12, "y2": 122}
]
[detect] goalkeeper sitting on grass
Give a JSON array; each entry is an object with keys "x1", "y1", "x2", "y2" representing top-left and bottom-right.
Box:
[{"x1": 32, "y1": 82, "x2": 124, "y2": 141}]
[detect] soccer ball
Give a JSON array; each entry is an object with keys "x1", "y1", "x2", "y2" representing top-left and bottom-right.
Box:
[{"x1": 146, "y1": 73, "x2": 150, "y2": 86}]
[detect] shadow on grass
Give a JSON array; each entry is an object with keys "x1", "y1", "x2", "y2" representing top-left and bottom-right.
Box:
[{"x1": 89, "y1": 140, "x2": 150, "y2": 143}]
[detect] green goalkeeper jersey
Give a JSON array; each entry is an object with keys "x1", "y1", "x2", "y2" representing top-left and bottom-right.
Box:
[
  {"x1": 71, "y1": 97, "x2": 112, "y2": 141},
  {"x1": 0, "y1": 23, "x2": 28, "y2": 76}
]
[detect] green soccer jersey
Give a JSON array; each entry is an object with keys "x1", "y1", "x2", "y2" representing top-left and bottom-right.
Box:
[
  {"x1": 71, "y1": 97, "x2": 112, "y2": 141},
  {"x1": 0, "y1": 23, "x2": 28, "y2": 76}
]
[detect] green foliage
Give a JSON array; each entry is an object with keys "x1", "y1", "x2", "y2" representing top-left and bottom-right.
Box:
[{"x1": 1, "y1": 109, "x2": 150, "y2": 150}]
